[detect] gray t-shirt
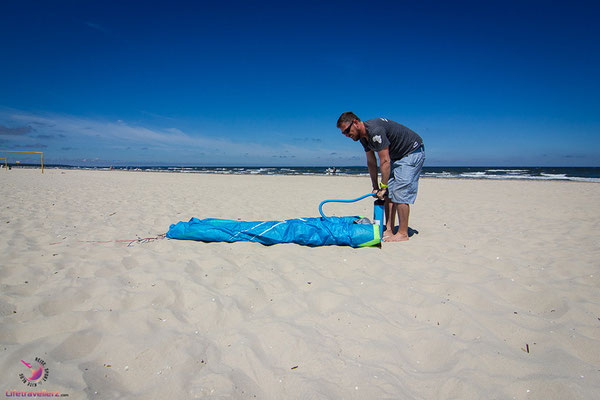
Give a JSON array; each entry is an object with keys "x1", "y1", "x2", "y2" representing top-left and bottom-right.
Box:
[{"x1": 360, "y1": 118, "x2": 423, "y2": 161}]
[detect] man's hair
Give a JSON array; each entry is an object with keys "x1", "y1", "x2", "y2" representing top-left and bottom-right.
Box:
[{"x1": 337, "y1": 112, "x2": 360, "y2": 128}]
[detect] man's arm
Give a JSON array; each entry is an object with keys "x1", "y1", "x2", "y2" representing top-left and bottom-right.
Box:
[
  {"x1": 373, "y1": 148, "x2": 391, "y2": 200},
  {"x1": 377, "y1": 148, "x2": 391, "y2": 186},
  {"x1": 366, "y1": 150, "x2": 378, "y2": 190}
]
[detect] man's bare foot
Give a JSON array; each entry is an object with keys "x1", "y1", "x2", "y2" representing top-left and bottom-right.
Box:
[
  {"x1": 383, "y1": 230, "x2": 394, "y2": 238},
  {"x1": 383, "y1": 233, "x2": 409, "y2": 242}
]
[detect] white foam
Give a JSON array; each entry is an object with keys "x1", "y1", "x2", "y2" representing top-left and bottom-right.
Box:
[
  {"x1": 421, "y1": 172, "x2": 600, "y2": 183},
  {"x1": 460, "y1": 172, "x2": 487, "y2": 178},
  {"x1": 486, "y1": 169, "x2": 528, "y2": 173}
]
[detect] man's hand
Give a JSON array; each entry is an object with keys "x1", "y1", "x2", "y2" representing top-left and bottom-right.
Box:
[{"x1": 375, "y1": 188, "x2": 387, "y2": 200}]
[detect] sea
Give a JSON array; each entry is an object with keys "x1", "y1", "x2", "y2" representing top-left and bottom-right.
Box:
[{"x1": 25, "y1": 164, "x2": 600, "y2": 182}]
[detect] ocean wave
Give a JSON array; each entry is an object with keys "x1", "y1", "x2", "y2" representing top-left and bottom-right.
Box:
[
  {"x1": 33, "y1": 165, "x2": 600, "y2": 182},
  {"x1": 421, "y1": 173, "x2": 600, "y2": 182},
  {"x1": 485, "y1": 169, "x2": 528, "y2": 173},
  {"x1": 460, "y1": 172, "x2": 487, "y2": 178}
]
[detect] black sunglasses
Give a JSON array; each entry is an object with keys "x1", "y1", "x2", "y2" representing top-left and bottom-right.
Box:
[{"x1": 343, "y1": 120, "x2": 354, "y2": 135}]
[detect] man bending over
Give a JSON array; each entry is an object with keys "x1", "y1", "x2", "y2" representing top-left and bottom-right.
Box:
[{"x1": 337, "y1": 112, "x2": 425, "y2": 242}]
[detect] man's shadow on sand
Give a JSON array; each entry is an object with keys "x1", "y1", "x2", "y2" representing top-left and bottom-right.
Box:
[{"x1": 384, "y1": 227, "x2": 419, "y2": 237}]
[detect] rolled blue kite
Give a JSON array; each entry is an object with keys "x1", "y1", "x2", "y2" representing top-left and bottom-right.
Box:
[{"x1": 167, "y1": 216, "x2": 380, "y2": 248}]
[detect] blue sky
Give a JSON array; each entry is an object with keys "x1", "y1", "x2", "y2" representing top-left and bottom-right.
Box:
[{"x1": 0, "y1": 0, "x2": 598, "y2": 166}]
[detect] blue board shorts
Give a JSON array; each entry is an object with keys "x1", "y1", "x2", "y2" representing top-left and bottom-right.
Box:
[{"x1": 388, "y1": 145, "x2": 425, "y2": 204}]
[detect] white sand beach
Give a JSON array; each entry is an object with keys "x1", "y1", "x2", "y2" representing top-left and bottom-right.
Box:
[{"x1": 1, "y1": 169, "x2": 599, "y2": 399}]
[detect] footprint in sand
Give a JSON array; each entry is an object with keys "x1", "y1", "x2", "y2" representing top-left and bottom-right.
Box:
[
  {"x1": 79, "y1": 361, "x2": 131, "y2": 398},
  {"x1": 0, "y1": 298, "x2": 17, "y2": 317},
  {"x1": 184, "y1": 260, "x2": 205, "y2": 284},
  {"x1": 51, "y1": 330, "x2": 102, "y2": 361},
  {"x1": 38, "y1": 288, "x2": 90, "y2": 316},
  {"x1": 121, "y1": 256, "x2": 140, "y2": 270}
]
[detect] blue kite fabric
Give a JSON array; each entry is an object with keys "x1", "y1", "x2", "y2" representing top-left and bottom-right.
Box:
[{"x1": 167, "y1": 216, "x2": 381, "y2": 248}]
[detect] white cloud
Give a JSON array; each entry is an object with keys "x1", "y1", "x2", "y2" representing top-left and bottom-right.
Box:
[{"x1": 0, "y1": 109, "x2": 361, "y2": 165}]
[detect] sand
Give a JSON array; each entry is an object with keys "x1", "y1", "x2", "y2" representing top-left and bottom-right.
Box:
[{"x1": 0, "y1": 169, "x2": 599, "y2": 399}]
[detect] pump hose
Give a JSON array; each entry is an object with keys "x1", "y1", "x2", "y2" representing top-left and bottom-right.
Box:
[{"x1": 318, "y1": 193, "x2": 375, "y2": 218}]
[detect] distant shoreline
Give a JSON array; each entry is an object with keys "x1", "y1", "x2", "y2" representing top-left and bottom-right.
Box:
[{"x1": 5, "y1": 164, "x2": 600, "y2": 182}]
